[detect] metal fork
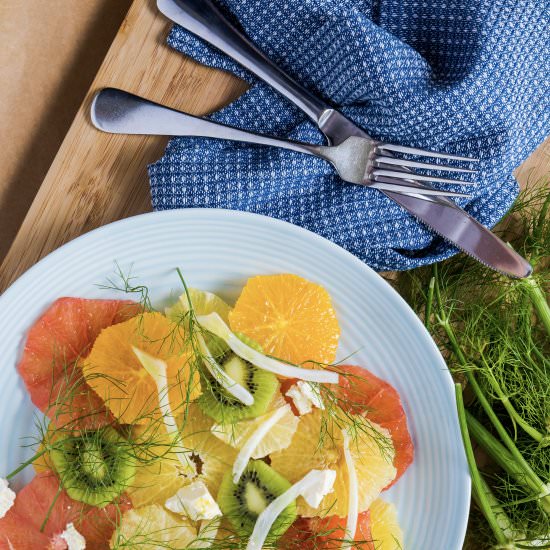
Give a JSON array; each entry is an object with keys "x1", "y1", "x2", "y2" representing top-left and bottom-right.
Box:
[{"x1": 91, "y1": 88, "x2": 476, "y2": 198}]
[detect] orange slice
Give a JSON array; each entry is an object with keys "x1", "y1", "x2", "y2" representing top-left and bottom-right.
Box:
[
  {"x1": 180, "y1": 404, "x2": 238, "y2": 496},
  {"x1": 228, "y1": 274, "x2": 340, "y2": 365},
  {"x1": 369, "y1": 499, "x2": 403, "y2": 549},
  {"x1": 82, "y1": 312, "x2": 200, "y2": 425}
]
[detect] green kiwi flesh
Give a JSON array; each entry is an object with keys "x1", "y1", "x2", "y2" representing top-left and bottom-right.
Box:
[
  {"x1": 199, "y1": 352, "x2": 279, "y2": 423},
  {"x1": 217, "y1": 460, "x2": 296, "y2": 540},
  {"x1": 50, "y1": 426, "x2": 136, "y2": 507}
]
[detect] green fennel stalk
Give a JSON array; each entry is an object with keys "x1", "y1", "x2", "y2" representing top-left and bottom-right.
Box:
[
  {"x1": 466, "y1": 412, "x2": 550, "y2": 517},
  {"x1": 432, "y1": 268, "x2": 547, "y2": 493},
  {"x1": 455, "y1": 383, "x2": 510, "y2": 546}
]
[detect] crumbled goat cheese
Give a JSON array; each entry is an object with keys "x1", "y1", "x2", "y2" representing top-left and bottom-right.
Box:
[
  {"x1": 165, "y1": 481, "x2": 222, "y2": 521},
  {"x1": 285, "y1": 381, "x2": 325, "y2": 415},
  {"x1": 0, "y1": 478, "x2": 16, "y2": 519},
  {"x1": 60, "y1": 523, "x2": 86, "y2": 550}
]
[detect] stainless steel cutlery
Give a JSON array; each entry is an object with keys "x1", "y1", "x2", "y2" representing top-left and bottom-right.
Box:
[
  {"x1": 92, "y1": 88, "x2": 473, "y2": 199},
  {"x1": 90, "y1": 0, "x2": 532, "y2": 278}
]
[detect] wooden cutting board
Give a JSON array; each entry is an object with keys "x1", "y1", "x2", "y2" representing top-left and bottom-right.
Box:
[{"x1": 0, "y1": 0, "x2": 548, "y2": 292}]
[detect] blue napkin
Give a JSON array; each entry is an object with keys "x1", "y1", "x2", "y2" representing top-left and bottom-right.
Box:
[{"x1": 148, "y1": 0, "x2": 549, "y2": 271}]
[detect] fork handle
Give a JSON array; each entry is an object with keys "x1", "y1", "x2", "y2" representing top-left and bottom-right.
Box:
[
  {"x1": 157, "y1": 0, "x2": 331, "y2": 124},
  {"x1": 92, "y1": 89, "x2": 470, "y2": 199},
  {"x1": 91, "y1": 88, "x2": 319, "y2": 157}
]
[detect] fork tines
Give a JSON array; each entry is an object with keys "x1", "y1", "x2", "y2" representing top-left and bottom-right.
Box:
[{"x1": 374, "y1": 142, "x2": 479, "y2": 188}]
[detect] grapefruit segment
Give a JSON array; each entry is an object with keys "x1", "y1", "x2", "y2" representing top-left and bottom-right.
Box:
[
  {"x1": 336, "y1": 365, "x2": 414, "y2": 488},
  {"x1": 369, "y1": 499, "x2": 403, "y2": 549},
  {"x1": 0, "y1": 511, "x2": 50, "y2": 549},
  {"x1": 280, "y1": 510, "x2": 374, "y2": 549},
  {"x1": 270, "y1": 409, "x2": 396, "y2": 517},
  {"x1": 78, "y1": 494, "x2": 132, "y2": 549},
  {"x1": 17, "y1": 298, "x2": 140, "y2": 428},
  {"x1": 48, "y1": 372, "x2": 115, "y2": 431},
  {"x1": 113, "y1": 504, "x2": 197, "y2": 548},
  {"x1": 0, "y1": 472, "x2": 131, "y2": 549},
  {"x1": 10, "y1": 471, "x2": 79, "y2": 536}
]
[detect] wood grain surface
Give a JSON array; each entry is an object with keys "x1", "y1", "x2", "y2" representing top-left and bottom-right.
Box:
[
  {"x1": 0, "y1": 0, "x2": 547, "y2": 292},
  {"x1": 0, "y1": 0, "x2": 133, "y2": 261}
]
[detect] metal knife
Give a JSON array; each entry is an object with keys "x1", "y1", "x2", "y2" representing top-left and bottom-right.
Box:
[{"x1": 156, "y1": 0, "x2": 532, "y2": 278}]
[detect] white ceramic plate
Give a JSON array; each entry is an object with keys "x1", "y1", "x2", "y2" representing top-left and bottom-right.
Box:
[{"x1": 0, "y1": 209, "x2": 469, "y2": 549}]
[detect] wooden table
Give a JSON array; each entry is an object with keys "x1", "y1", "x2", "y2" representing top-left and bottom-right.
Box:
[{"x1": 0, "y1": 0, "x2": 548, "y2": 292}]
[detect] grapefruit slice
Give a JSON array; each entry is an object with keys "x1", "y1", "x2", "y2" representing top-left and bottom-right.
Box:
[
  {"x1": 336, "y1": 365, "x2": 414, "y2": 488},
  {"x1": 113, "y1": 504, "x2": 197, "y2": 549},
  {"x1": 127, "y1": 426, "x2": 191, "y2": 508},
  {"x1": 77, "y1": 495, "x2": 132, "y2": 550},
  {"x1": 0, "y1": 511, "x2": 50, "y2": 549},
  {"x1": 165, "y1": 287, "x2": 232, "y2": 323},
  {"x1": 0, "y1": 471, "x2": 131, "y2": 549},
  {"x1": 9, "y1": 471, "x2": 79, "y2": 536},
  {"x1": 280, "y1": 510, "x2": 374, "y2": 549},
  {"x1": 17, "y1": 298, "x2": 140, "y2": 429}
]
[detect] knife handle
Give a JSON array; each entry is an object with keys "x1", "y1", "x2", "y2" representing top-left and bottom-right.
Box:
[{"x1": 157, "y1": 0, "x2": 331, "y2": 124}]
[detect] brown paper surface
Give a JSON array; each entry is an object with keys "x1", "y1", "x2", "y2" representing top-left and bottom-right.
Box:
[{"x1": 0, "y1": 0, "x2": 131, "y2": 261}]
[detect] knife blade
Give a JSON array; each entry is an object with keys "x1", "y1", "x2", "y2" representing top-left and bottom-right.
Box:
[{"x1": 157, "y1": 0, "x2": 532, "y2": 278}]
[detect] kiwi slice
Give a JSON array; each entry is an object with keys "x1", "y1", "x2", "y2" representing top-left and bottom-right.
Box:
[
  {"x1": 217, "y1": 460, "x2": 296, "y2": 540},
  {"x1": 199, "y1": 352, "x2": 279, "y2": 423},
  {"x1": 50, "y1": 426, "x2": 136, "y2": 507}
]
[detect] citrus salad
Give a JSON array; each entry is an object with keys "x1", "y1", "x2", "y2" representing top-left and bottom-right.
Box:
[{"x1": 0, "y1": 273, "x2": 413, "y2": 549}]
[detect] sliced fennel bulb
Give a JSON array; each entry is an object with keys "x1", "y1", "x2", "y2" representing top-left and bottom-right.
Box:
[
  {"x1": 132, "y1": 346, "x2": 196, "y2": 475},
  {"x1": 343, "y1": 429, "x2": 359, "y2": 543},
  {"x1": 196, "y1": 313, "x2": 339, "y2": 384},
  {"x1": 232, "y1": 405, "x2": 292, "y2": 483},
  {"x1": 246, "y1": 469, "x2": 336, "y2": 550},
  {"x1": 211, "y1": 396, "x2": 298, "y2": 457}
]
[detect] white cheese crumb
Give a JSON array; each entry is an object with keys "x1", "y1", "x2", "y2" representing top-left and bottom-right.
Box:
[
  {"x1": 0, "y1": 478, "x2": 16, "y2": 519},
  {"x1": 60, "y1": 522, "x2": 86, "y2": 550},
  {"x1": 285, "y1": 381, "x2": 325, "y2": 415},
  {"x1": 300, "y1": 469, "x2": 336, "y2": 508},
  {"x1": 165, "y1": 481, "x2": 222, "y2": 521}
]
